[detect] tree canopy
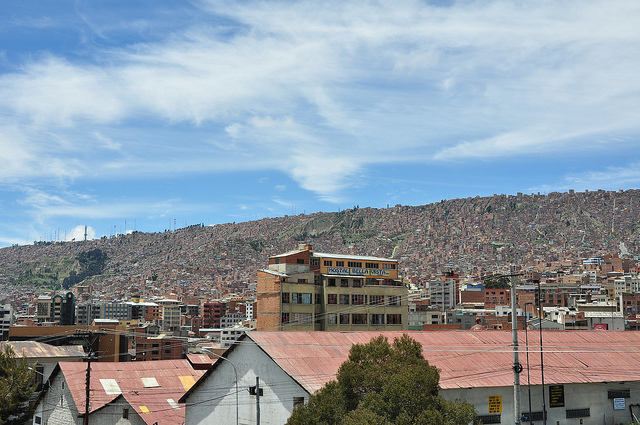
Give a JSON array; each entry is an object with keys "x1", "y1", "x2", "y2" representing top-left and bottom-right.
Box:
[
  {"x1": 0, "y1": 344, "x2": 36, "y2": 425},
  {"x1": 286, "y1": 334, "x2": 478, "y2": 425},
  {"x1": 483, "y1": 274, "x2": 511, "y2": 289}
]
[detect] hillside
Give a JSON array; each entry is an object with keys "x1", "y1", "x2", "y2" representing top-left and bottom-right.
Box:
[{"x1": 1, "y1": 189, "x2": 639, "y2": 302}]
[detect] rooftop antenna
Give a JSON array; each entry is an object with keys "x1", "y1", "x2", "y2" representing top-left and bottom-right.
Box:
[{"x1": 84, "y1": 225, "x2": 88, "y2": 242}]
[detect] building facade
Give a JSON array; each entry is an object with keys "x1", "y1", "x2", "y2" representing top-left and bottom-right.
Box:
[{"x1": 257, "y1": 244, "x2": 408, "y2": 331}]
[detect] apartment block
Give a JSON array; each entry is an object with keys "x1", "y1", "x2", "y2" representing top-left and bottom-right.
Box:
[{"x1": 257, "y1": 244, "x2": 408, "y2": 331}]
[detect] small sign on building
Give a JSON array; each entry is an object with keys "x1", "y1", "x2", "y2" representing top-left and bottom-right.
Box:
[
  {"x1": 549, "y1": 385, "x2": 565, "y2": 408},
  {"x1": 614, "y1": 398, "x2": 626, "y2": 410},
  {"x1": 488, "y1": 396, "x2": 502, "y2": 413}
]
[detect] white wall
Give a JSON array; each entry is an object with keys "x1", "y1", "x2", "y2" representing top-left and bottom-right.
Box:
[
  {"x1": 442, "y1": 381, "x2": 640, "y2": 425},
  {"x1": 185, "y1": 342, "x2": 309, "y2": 425}
]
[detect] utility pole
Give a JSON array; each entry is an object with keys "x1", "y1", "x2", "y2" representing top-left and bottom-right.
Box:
[
  {"x1": 256, "y1": 377, "x2": 261, "y2": 425},
  {"x1": 84, "y1": 353, "x2": 91, "y2": 425},
  {"x1": 538, "y1": 281, "x2": 547, "y2": 425},
  {"x1": 511, "y1": 274, "x2": 522, "y2": 424}
]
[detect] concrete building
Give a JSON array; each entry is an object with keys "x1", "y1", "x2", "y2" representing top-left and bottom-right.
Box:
[
  {"x1": 181, "y1": 330, "x2": 640, "y2": 425},
  {"x1": 1, "y1": 303, "x2": 13, "y2": 340},
  {"x1": 257, "y1": 244, "x2": 408, "y2": 331}
]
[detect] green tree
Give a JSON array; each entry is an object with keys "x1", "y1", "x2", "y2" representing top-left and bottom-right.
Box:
[
  {"x1": 483, "y1": 274, "x2": 510, "y2": 289},
  {"x1": 286, "y1": 334, "x2": 478, "y2": 425},
  {"x1": 0, "y1": 344, "x2": 36, "y2": 425}
]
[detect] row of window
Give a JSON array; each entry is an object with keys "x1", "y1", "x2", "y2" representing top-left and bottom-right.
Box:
[
  {"x1": 327, "y1": 278, "x2": 398, "y2": 287},
  {"x1": 281, "y1": 312, "x2": 402, "y2": 325},
  {"x1": 322, "y1": 260, "x2": 396, "y2": 270},
  {"x1": 327, "y1": 294, "x2": 402, "y2": 306},
  {"x1": 282, "y1": 293, "x2": 403, "y2": 306},
  {"x1": 479, "y1": 407, "x2": 591, "y2": 424}
]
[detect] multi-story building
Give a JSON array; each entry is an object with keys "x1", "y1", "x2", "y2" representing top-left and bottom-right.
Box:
[
  {"x1": 0, "y1": 304, "x2": 13, "y2": 340},
  {"x1": 36, "y1": 293, "x2": 75, "y2": 325},
  {"x1": 202, "y1": 300, "x2": 224, "y2": 328},
  {"x1": 257, "y1": 244, "x2": 408, "y2": 331}
]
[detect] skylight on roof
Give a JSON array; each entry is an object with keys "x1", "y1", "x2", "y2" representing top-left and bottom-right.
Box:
[
  {"x1": 141, "y1": 377, "x2": 160, "y2": 388},
  {"x1": 167, "y1": 399, "x2": 180, "y2": 409},
  {"x1": 99, "y1": 379, "x2": 121, "y2": 395}
]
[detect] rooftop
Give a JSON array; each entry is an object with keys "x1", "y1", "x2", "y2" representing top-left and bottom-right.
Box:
[{"x1": 244, "y1": 330, "x2": 640, "y2": 393}]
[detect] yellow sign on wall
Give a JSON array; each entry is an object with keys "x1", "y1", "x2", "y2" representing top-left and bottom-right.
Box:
[{"x1": 488, "y1": 395, "x2": 502, "y2": 413}]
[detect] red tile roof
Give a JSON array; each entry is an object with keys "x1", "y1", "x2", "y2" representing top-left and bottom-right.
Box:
[
  {"x1": 59, "y1": 359, "x2": 204, "y2": 425},
  {"x1": 247, "y1": 330, "x2": 640, "y2": 393}
]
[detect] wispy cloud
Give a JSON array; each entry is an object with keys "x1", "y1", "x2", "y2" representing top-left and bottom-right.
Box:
[{"x1": 1, "y1": 0, "x2": 640, "y2": 245}]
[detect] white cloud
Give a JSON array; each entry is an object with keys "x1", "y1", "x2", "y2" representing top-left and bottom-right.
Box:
[
  {"x1": 65, "y1": 225, "x2": 96, "y2": 242},
  {"x1": 0, "y1": 0, "x2": 639, "y2": 202}
]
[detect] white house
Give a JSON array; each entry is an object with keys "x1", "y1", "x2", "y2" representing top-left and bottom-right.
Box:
[{"x1": 181, "y1": 330, "x2": 640, "y2": 425}]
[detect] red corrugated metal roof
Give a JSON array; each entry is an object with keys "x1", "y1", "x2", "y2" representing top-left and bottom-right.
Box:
[
  {"x1": 59, "y1": 359, "x2": 204, "y2": 425},
  {"x1": 248, "y1": 330, "x2": 640, "y2": 393}
]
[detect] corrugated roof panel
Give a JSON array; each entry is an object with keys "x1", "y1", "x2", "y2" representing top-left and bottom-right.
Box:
[{"x1": 248, "y1": 330, "x2": 640, "y2": 393}]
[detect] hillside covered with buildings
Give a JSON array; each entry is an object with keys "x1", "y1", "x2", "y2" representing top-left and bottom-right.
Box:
[{"x1": 1, "y1": 189, "x2": 640, "y2": 311}]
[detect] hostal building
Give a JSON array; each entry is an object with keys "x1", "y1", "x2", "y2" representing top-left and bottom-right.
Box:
[{"x1": 257, "y1": 244, "x2": 408, "y2": 331}]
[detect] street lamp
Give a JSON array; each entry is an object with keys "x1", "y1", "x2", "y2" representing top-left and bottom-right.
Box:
[{"x1": 202, "y1": 348, "x2": 239, "y2": 425}]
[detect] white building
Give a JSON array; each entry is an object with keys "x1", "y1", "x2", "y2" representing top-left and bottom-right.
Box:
[{"x1": 181, "y1": 330, "x2": 640, "y2": 425}]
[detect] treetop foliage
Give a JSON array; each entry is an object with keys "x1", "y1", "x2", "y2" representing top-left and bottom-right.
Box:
[
  {"x1": 286, "y1": 334, "x2": 478, "y2": 425},
  {"x1": 0, "y1": 344, "x2": 36, "y2": 425}
]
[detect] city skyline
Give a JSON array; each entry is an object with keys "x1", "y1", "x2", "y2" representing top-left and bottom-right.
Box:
[{"x1": 1, "y1": 1, "x2": 639, "y2": 246}]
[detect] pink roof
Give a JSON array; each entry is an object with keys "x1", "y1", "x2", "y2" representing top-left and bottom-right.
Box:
[
  {"x1": 248, "y1": 330, "x2": 640, "y2": 393},
  {"x1": 59, "y1": 359, "x2": 204, "y2": 425}
]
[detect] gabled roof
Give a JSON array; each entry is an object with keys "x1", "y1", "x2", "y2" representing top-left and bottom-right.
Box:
[
  {"x1": 244, "y1": 330, "x2": 640, "y2": 393},
  {"x1": 57, "y1": 359, "x2": 203, "y2": 425}
]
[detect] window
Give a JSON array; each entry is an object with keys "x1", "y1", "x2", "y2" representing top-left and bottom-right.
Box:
[
  {"x1": 310, "y1": 258, "x2": 320, "y2": 266},
  {"x1": 476, "y1": 414, "x2": 501, "y2": 424},
  {"x1": 387, "y1": 314, "x2": 402, "y2": 324},
  {"x1": 336, "y1": 261, "x2": 344, "y2": 267},
  {"x1": 293, "y1": 397, "x2": 305, "y2": 408},
  {"x1": 123, "y1": 408, "x2": 129, "y2": 419},
  {"x1": 339, "y1": 294, "x2": 350, "y2": 305},
  {"x1": 340, "y1": 279, "x2": 349, "y2": 287},
  {"x1": 34, "y1": 417, "x2": 42, "y2": 425},
  {"x1": 340, "y1": 313, "x2": 350, "y2": 324},
  {"x1": 370, "y1": 314, "x2": 385, "y2": 325},
  {"x1": 382, "y1": 263, "x2": 396, "y2": 270},
  {"x1": 281, "y1": 313, "x2": 290, "y2": 324},
  {"x1": 566, "y1": 408, "x2": 590, "y2": 419},
  {"x1": 327, "y1": 313, "x2": 337, "y2": 324},
  {"x1": 324, "y1": 260, "x2": 333, "y2": 266},
  {"x1": 365, "y1": 262, "x2": 379, "y2": 269},
  {"x1": 348, "y1": 261, "x2": 362, "y2": 268},
  {"x1": 292, "y1": 293, "x2": 312, "y2": 304},
  {"x1": 297, "y1": 278, "x2": 308, "y2": 283},
  {"x1": 293, "y1": 313, "x2": 312, "y2": 324},
  {"x1": 522, "y1": 411, "x2": 544, "y2": 421},
  {"x1": 328, "y1": 294, "x2": 337, "y2": 304},
  {"x1": 352, "y1": 294, "x2": 366, "y2": 305},
  {"x1": 315, "y1": 294, "x2": 321, "y2": 304},
  {"x1": 608, "y1": 389, "x2": 630, "y2": 399},
  {"x1": 328, "y1": 278, "x2": 336, "y2": 287},
  {"x1": 352, "y1": 279, "x2": 362, "y2": 287},
  {"x1": 369, "y1": 295, "x2": 384, "y2": 306},
  {"x1": 387, "y1": 295, "x2": 401, "y2": 306},
  {"x1": 352, "y1": 314, "x2": 367, "y2": 324},
  {"x1": 297, "y1": 258, "x2": 305, "y2": 264},
  {"x1": 275, "y1": 258, "x2": 280, "y2": 264},
  {"x1": 282, "y1": 293, "x2": 290, "y2": 303}
]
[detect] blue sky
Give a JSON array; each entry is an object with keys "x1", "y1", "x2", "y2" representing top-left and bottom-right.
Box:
[{"x1": 1, "y1": 0, "x2": 639, "y2": 246}]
